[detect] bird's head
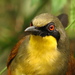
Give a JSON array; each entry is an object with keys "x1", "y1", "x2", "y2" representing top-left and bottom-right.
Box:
[
  {"x1": 24, "y1": 13, "x2": 69, "y2": 74},
  {"x1": 25, "y1": 13, "x2": 68, "y2": 44}
]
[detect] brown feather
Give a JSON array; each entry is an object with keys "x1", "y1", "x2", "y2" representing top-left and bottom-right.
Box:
[
  {"x1": 66, "y1": 54, "x2": 75, "y2": 75},
  {"x1": 66, "y1": 41, "x2": 75, "y2": 75},
  {"x1": 8, "y1": 66, "x2": 11, "y2": 75},
  {"x1": 7, "y1": 37, "x2": 26, "y2": 68}
]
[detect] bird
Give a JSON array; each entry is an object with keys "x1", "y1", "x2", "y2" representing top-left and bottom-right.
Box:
[{"x1": 7, "y1": 13, "x2": 75, "y2": 75}]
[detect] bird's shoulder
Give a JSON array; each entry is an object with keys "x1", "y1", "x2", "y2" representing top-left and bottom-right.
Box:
[{"x1": 7, "y1": 35, "x2": 29, "y2": 68}]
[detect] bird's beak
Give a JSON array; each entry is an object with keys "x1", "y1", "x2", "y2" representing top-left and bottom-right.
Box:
[{"x1": 24, "y1": 26, "x2": 40, "y2": 35}]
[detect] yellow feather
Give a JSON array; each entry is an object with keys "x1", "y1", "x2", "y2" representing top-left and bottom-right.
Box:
[
  {"x1": 25, "y1": 35, "x2": 60, "y2": 74},
  {"x1": 11, "y1": 35, "x2": 61, "y2": 75}
]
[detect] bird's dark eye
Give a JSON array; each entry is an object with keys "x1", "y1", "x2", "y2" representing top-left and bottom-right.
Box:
[
  {"x1": 30, "y1": 22, "x2": 33, "y2": 26},
  {"x1": 48, "y1": 25, "x2": 55, "y2": 31}
]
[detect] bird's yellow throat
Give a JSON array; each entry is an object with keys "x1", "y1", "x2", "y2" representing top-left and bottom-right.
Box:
[
  {"x1": 26, "y1": 35, "x2": 61, "y2": 74},
  {"x1": 29, "y1": 35, "x2": 57, "y2": 52},
  {"x1": 11, "y1": 35, "x2": 61, "y2": 75}
]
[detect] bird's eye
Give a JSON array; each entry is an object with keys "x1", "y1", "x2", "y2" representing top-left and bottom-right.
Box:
[
  {"x1": 48, "y1": 25, "x2": 55, "y2": 31},
  {"x1": 30, "y1": 22, "x2": 33, "y2": 26}
]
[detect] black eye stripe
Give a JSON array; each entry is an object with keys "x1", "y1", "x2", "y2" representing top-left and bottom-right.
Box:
[{"x1": 30, "y1": 22, "x2": 60, "y2": 41}]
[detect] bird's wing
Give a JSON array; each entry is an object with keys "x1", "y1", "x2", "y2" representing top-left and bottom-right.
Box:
[
  {"x1": 7, "y1": 36, "x2": 29, "y2": 75},
  {"x1": 7, "y1": 36, "x2": 26, "y2": 68},
  {"x1": 66, "y1": 54, "x2": 75, "y2": 75}
]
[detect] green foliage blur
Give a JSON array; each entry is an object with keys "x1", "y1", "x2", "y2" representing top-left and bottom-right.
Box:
[{"x1": 0, "y1": 0, "x2": 75, "y2": 75}]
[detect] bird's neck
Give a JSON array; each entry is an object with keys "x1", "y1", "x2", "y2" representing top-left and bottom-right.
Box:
[
  {"x1": 29, "y1": 35, "x2": 57, "y2": 52},
  {"x1": 26, "y1": 35, "x2": 65, "y2": 74},
  {"x1": 11, "y1": 35, "x2": 68, "y2": 75}
]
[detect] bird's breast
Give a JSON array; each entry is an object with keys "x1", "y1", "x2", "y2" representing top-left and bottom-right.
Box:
[
  {"x1": 10, "y1": 35, "x2": 66, "y2": 75},
  {"x1": 19, "y1": 35, "x2": 61, "y2": 74}
]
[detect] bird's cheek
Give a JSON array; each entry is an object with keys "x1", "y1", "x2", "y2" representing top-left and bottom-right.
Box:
[{"x1": 39, "y1": 32, "x2": 48, "y2": 37}]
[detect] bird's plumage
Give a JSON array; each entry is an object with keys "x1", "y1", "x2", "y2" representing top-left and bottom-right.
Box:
[
  {"x1": 7, "y1": 36, "x2": 27, "y2": 75},
  {"x1": 7, "y1": 13, "x2": 75, "y2": 75}
]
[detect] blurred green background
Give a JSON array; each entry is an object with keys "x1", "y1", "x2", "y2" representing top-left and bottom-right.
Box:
[{"x1": 0, "y1": 0, "x2": 75, "y2": 75}]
